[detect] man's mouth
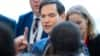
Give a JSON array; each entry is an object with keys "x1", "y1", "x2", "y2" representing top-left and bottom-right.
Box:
[
  {"x1": 34, "y1": 5, "x2": 39, "y2": 9},
  {"x1": 44, "y1": 25, "x2": 51, "y2": 29}
]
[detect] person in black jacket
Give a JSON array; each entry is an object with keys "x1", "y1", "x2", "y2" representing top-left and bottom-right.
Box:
[
  {"x1": 0, "y1": 14, "x2": 16, "y2": 33},
  {"x1": 43, "y1": 22, "x2": 83, "y2": 56},
  {"x1": 91, "y1": 34, "x2": 100, "y2": 56},
  {"x1": 0, "y1": 22, "x2": 15, "y2": 56}
]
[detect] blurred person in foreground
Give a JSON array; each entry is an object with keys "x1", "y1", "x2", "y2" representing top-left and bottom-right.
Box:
[
  {"x1": 43, "y1": 21, "x2": 84, "y2": 56},
  {"x1": 0, "y1": 22, "x2": 15, "y2": 56},
  {"x1": 0, "y1": 14, "x2": 16, "y2": 35}
]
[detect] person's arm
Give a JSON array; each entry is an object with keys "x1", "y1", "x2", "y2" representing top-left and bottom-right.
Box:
[{"x1": 15, "y1": 27, "x2": 28, "y2": 54}]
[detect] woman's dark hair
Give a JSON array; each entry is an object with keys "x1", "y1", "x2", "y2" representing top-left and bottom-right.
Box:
[
  {"x1": 0, "y1": 22, "x2": 15, "y2": 56},
  {"x1": 43, "y1": 22, "x2": 82, "y2": 56}
]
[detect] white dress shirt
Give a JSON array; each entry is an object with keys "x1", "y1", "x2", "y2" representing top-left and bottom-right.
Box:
[{"x1": 29, "y1": 15, "x2": 43, "y2": 44}]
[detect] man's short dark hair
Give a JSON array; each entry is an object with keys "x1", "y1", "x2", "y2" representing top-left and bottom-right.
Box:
[
  {"x1": 0, "y1": 22, "x2": 15, "y2": 56},
  {"x1": 39, "y1": 0, "x2": 65, "y2": 15},
  {"x1": 50, "y1": 21, "x2": 82, "y2": 54}
]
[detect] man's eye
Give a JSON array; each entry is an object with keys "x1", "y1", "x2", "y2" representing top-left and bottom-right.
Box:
[
  {"x1": 76, "y1": 21, "x2": 81, "y2": 25},
  {"x1": 48, "y1": 13, "x2": 56, "y2": 17},
  {"x1": 41, "y1": 15, "x2": 45, "y2": 18}
]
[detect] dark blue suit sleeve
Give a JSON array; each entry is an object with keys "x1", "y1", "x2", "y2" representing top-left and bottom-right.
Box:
[
  {"x1": 16, "y1": 12, "x2": 33, "y2": 42},
  {"x1": 32, "y1": 38, "x2": 48, "y2": 56},
  {"x1": 16, "y1": 15, "x2": 25, "y2": 37},
  {"x1": 10, "y1": 20, "x2": 16, "y2": 34}
]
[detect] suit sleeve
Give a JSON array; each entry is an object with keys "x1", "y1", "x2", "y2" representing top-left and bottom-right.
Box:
[
  {"x1": 16, "y1": 15, "x2": 25, "y2": 37},
  {"x1": 11, "y1": 20, "x2": 16, "y2": 33},
  {"x1": 32, "y1": 38, "x2": 48, "y2": 56}
]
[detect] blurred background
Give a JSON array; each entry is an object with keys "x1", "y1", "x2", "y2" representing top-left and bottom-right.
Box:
[{"x1": 0, "y1": 0, "x2": 100, "y2": 33}]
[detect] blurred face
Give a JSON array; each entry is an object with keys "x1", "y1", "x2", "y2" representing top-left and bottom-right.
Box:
[
  {"x1": 30, "y1": 0, "x2": 42, "y2": 15},
  {"x1": 40, "y1": 4, "x2": 65, "y2": 33},
  {"x1": 68, "y1": 13, "x2": 88, "y2": 37}
]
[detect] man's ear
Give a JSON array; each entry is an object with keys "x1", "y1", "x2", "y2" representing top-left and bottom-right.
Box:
[{"x1": 61, "y1": 12, "x2": 66, "y2": 21}]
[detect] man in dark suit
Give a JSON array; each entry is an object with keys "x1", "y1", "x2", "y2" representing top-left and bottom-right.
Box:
[
  {"x1": 15, "y1": 0, "x2": 48, "y2": 53},
  {"x1": 0, "y1": 14, "x2": 16, "y2": 33},
  {"x1": 16, "y1": 12, "x2": 33, "y2": 38},
  {"x1": 16, "y1": 0, "x2": 48, "y2": 39}
]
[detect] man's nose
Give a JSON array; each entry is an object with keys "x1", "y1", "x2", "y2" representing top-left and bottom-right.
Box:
[
  {"x1": 33, "y1": 0, "x2": 40, "y2": 2},
  {"x1": 43, "y1": 17, "x2": 50, "y2": 23}
]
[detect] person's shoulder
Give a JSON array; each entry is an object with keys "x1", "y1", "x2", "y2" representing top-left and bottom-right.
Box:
[
  {"x1": 34, "y1": 38, "x2": 48, "y2": 48},
  {"x1": 0, "y1": 14, "x2": 16, "y2": 24},
  {"x1": 93, "y1": 34, "x2": 100, "y2": 42},
  {"x1": 32, "y1": 38, "x2": 48, "y2": 53},
  {"x1": 18, "y1": 11, "x2": 33, "y2": 22},
  {"x1": 0, "y1": 14, "x2": 16, "y2": 33},
  {"x1": 95, "y1": 34, "x2": 100, "y2": 38},
  {"x1": 0, "y1": 14, "x2": 7, "y2": 20},
  {"x1": 0, "y1": 14, "x2": 11, "y2": 21},
  {"x1": 17, "y1": 12, "x2": 33, "y2": 23},
  {"x1": 19, "y1": 11, "x2": 33, "y2": 18}
]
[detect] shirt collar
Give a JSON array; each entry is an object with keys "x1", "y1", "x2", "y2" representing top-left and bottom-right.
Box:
[{"x1": 33, "y1": 14, "x2": 37, "y2": 20}]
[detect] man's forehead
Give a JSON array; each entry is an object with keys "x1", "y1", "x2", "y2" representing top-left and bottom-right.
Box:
[
  {"x1": 42, "y1": 4, "x2": 56, "y2": 9},
  {"x1": 30, "y1": 0, "x2": 43, "y2": 2},
  {"x1": 41, "y1": 4, "x2": 57, "y2": 13}
]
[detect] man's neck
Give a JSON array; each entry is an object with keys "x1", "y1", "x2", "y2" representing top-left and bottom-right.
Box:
[{"x1": 33, "y1": 12, "x2": 40, "y2": 17}]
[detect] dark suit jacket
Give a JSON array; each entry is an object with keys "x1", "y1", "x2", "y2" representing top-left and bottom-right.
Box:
[
  {"x1": 87, "y1": 34, "x2": 100, "y2": 56},
  {"x1": 0, "y1": 15, "x2": 16, "y2": 33},
  {"x1": 16, "y1": 12, "x2": 48, "y2": 41},
  {"x1": 90, "y1": 34, "x2": 100, "y2": 56},
  {"x1": 94, "y1": 34, "x2": 100, "y2": 56}
]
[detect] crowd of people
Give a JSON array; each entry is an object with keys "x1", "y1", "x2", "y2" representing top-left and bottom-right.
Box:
[{"x1": 0, "y1": 0, "x2": 100, "y2": 56}]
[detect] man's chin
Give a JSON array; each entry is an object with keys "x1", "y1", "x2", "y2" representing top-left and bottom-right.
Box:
[{"x1": 44, "y1": 30, "x2": 51, "y2": 34}]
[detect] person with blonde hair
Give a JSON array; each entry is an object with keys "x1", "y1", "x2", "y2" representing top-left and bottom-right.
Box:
[{"x1": 66, "y1": 5, "x2": 96, "y2": 56}]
